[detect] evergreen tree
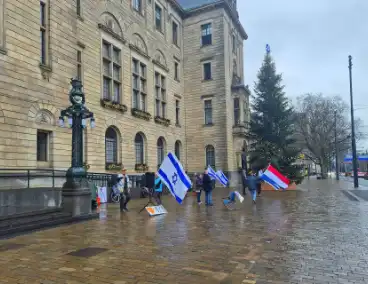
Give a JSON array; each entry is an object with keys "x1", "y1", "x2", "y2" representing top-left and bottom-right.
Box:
[{"x1": 249, "y1": 52, "x2": 303, "y2": 184}]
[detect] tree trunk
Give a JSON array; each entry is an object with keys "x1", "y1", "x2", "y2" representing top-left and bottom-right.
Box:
[{"x1": 320, "y1": 158, "x2": 328, "y2": 179}]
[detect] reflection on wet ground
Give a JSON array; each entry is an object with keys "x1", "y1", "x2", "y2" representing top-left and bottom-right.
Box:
[{"x1": 0, "y1": 179, "x2": 368, "y2": 283}]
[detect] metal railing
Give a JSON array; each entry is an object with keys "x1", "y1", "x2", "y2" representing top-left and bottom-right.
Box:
[{"x1": 0, "y1": 169, "x2": 145, "y2": 190}]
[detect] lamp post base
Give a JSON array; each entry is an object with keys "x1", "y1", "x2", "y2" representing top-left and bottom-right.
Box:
[{"x1": 62, "y1": 167, "x2": 93, "y2": 217}]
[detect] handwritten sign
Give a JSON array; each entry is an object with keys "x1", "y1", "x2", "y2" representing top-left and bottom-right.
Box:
[{"x1": 145, "y1": 205, "x2": 168, "y2": 216}]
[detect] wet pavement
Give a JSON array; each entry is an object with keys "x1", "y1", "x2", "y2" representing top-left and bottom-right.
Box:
[{"x1": 1, "y1": 179, "x2": 368, "y2": 283}]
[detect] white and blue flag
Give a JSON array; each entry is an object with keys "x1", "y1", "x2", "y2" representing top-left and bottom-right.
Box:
[
  {"x1": 207, "y1": 165, "x2": 217, "y2": 180},
  {"x1": 216, "y1": 170, "x2": 229, "y2": 187},
  {"x1": 157, "y1": 152, "x2": 192, "y2": 204}
]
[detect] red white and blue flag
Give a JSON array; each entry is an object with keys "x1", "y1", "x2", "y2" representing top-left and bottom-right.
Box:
[{"x1": 260, "y1": 165, "x2": 289, "y2": 190}]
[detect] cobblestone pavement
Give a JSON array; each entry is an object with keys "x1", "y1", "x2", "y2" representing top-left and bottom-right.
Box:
[{"x1": 1, "y1": 179, "x2": 368, "y2": 284}]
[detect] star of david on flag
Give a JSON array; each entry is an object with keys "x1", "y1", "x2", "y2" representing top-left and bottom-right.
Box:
[{"x1": 157, "y1": 152, "x2": 192, "y2": 204}]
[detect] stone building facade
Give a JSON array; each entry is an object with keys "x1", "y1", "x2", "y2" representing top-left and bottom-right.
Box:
[{"x1": 0, "y1": 0, "x2": 248, "y2": 185}]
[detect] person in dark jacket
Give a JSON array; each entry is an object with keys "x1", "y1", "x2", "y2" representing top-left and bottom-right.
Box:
[
  {"x1": 202, "y1": 169, "x2": 213, "y2": 206},
  {"x1": 195, "y1": 173, "x2": 203, "y2": 204},
  {"x1": 247, "y1": 170, "x2": 260, "y2": 204},
  {"x1": 117, "y1": 168, "x2": 131, "y2": 212}
]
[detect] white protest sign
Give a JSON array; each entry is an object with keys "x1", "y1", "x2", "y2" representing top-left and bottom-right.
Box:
[{"x1": 145, "y1": 205, "x2": 168, "y2": 216}]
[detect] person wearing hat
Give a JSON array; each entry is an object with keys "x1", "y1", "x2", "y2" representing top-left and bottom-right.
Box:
[{"x1": 118, "y1": 168, "x2": 131, "y2": 212}]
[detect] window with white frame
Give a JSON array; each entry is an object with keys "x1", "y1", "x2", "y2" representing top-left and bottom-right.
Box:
[
  {"x1": 174, "y1": 62, "x2": 179, "y2": 81},
  {"x1": 105, "y1": 127, "x2": 118, "y2": 164},
  {"x1": 172, "y1": 21, "x2": 178, "y2": 45},
  {"x1": 155, "y1": 4, "x2": 162, "y2": 32},
  {"x1": 155, "y1": 72, "x2": 166, "y2": 118},
  {"x1": 132, "y1": 0, "x2": 141, "y2": 12},
  {"x1": 206, "y1": 145, "x2": 215, "y2": 168},
  {"x1": 234, "y1": 98, "x2": 240, "y2": 125},
  {"x1": 201, "y1": 23, "x2": 212, "y2": 46},
  {"x1": 132, "y1": 58, "x2": 147, "y2": 110},
  {"x1": 102, "y1": 40, "x2": 122, "y2": 103},
  {"x1": 204, "y1": 100, "x2": 213, "y2": 125},
  {"x1": 135, "y1": 133, "x2": 145, "y2": 164}
]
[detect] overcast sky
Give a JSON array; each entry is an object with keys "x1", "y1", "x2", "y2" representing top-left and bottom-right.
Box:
[{"x1": 238, "y1": 0, "x2": 368, "y2": 149}]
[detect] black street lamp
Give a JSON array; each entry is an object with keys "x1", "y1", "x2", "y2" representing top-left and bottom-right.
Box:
[
  {"x1": 59, "y1": 79, "x2": 96, "y2": 216},
  {"x1": 348, "y1": 56, "x2": 359, "y2": 188}
]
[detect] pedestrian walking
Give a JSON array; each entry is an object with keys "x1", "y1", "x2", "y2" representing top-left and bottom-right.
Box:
[
  {"x1": 154, "y1": 172, "x2": 163, "y2": 205},
  {"x1": 118, "y1": 168, "x2": 131, "y2": 212},
  {"x1": 247, "y1": 170, "x2": 259, "y2": 204},
  {"x1": 203, "y1": 168, "x2": 213, "y2": 206},
  {"x1": 195, "y1": 173, "x2": 203, "y2": 204}
]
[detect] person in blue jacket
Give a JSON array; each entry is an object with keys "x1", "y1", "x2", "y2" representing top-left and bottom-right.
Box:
[
  {"x1": 154, "y1": 173, "x2": 163, "y2": 205},
  {"x1": 247, "y1": 170, "x2": 260, "y2": 204}
]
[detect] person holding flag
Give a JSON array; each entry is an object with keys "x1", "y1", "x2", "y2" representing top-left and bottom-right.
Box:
[
  {"x1": 157, "y1": 152, "x2": 192, "y2": 204},
  {"x1": 154, "y1": 172, "x2": 163, "y2": 205},
  {"x1": 203, "y1": 168, "x2": 214, "y2": 206}
]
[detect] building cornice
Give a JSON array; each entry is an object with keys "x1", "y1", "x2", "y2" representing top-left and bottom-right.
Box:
[{"x1": 181, "y1": 0, "x2": 248, "y2": 40}]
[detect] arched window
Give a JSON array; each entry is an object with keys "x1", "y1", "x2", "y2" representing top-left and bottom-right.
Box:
[
  {"x1": 157, "y1": 137, "x2": 165, "y2": 167},
  {"x1": 135, "y1": 133, "x2": 144, "y2": 164},
  {"x1": 206, "y1": 145, "x2": 215, "y2": 168},
  {"x1": 175, "y1": 140, "x2": 181, "y2": 160},
  {"x1": 105, "y1": 127, "x2": 118, "y2": 164}
]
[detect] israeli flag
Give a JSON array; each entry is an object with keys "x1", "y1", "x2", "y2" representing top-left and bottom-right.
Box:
[
  {"x1": 158, "y1": 152, "x2": 192, "y2": 204},
  {"x1": 207, "y1": 165, "x2": 217, "y2": 180},
  {"x1": 216, "y1": 170, "x2": 229, "y2": 187}
]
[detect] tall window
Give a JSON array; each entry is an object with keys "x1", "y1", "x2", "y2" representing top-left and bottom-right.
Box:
[
  {"x1": 234, "y1": 98, "x2": 240, "y2": 125},
  {"x1": 77, "y1": 50, "x2": 82, "y2": 80},
  {"x1": 132, "y1": 0, "x2": 141, "y2": 12},
  {"x1": 204, "y1": 100, "x2": 212, "y2": 125},
  {"x1": 174, "y1": 62, "x2": 179, "y2": 81},
  {"x1": 203, "y1": 62, "x2": 212, "y2": 80},
  {"x1": 155, "y1": 4, "x2": 162, "y2": 32},
  {"x1": 105, "y1": 127, "x2": 118, "y2": 164},
  {"x1": 40, "y1": 1, "x2": 47, "y2": 65},
  {"x1": 135, "y1": 133, "x2": 144, "y2": 164},
  {"x1": 76, "y1": 0, "x2": 81, "y2": 16},
  {"x1": 243, "y1": 101, "x2": 247, "y2": 123},
  {"x1": 175, "y1": 140, "x2": 181, "y2": 160},
  {"x1": 232, "y1": 34, "x2": 236, "y2": 53},
  {"x1": 172, "y1": 21, "x2": 178, "y2": 45},
  {"x1": 175, "y1": 100, "x2": 180, "y2": 125},
  {"x1": 206, "y1": 145, "x2": 215, "y2": 168},
  {"x1": 37, "y1": 130, "x2": 49, "y2": 161},
  {"x1": 132, "y1": 58, "x2": 147, "y2": 110},
  {"x1": 102, "y1": 41, "x2": 121, "y2": 102},
  {"x1": 201, "y1": 23, "x2": 212, "y2": 46},
  {"x1": 157, "y1": 137, "x2": 165, "y2": 166},
  {"x1": 155, "y1": 72, "x2": 166, "y2": 118}
]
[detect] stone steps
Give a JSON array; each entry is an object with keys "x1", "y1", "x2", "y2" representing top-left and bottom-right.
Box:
[{"x1": 0, "y1": 207, "x2": 98, "y2": 239}]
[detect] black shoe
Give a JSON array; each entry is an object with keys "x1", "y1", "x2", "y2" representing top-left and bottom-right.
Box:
[
  {"x1": 123, "y1": 208, "x2": 129, "y2": 212},
  {"x1": 252, "y1": 200, "x2": 256, "y2": 204}
]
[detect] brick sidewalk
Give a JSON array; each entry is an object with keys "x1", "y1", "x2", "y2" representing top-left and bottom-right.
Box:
[{"x1": 0, "y1": 183, "x2": 368, "y2": 283}]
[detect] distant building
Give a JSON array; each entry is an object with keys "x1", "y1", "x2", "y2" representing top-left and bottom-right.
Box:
[{"x1": 0, "y1": 0, "x2": 248, "y2": 185}]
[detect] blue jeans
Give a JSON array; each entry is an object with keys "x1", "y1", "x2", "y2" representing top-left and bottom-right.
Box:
[
  {"x1": 205, "y1": 191, "x2": 213, "y2": 205},
  {"x1": 251, "y1": 189, "x2": 257, "y2": 201},
  {"x1": 196, "y1": 190, "x2": 202, "y2": 203}
]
